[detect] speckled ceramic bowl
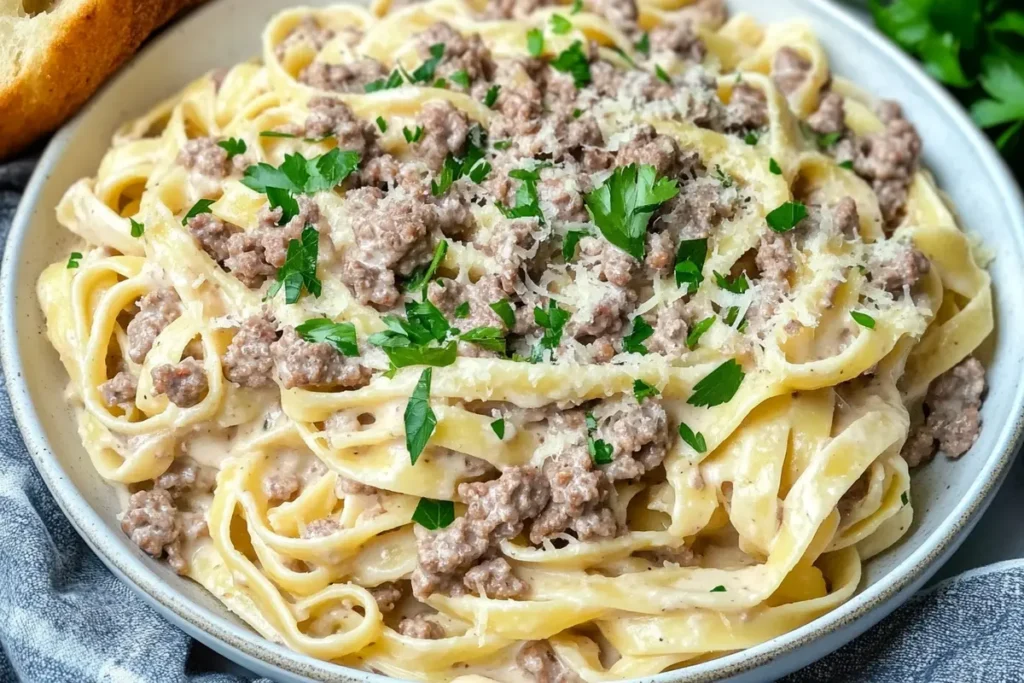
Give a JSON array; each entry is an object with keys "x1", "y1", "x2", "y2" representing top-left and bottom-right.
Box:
[{"x1": 3, "y1": 0, "x2": 1023, "y2": 681}]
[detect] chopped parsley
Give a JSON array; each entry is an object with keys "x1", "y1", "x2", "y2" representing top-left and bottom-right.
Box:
[
  {"x1": 368, "y1": 301, "x2": 459, "y2": 368},
  {"x1": 295, "y1": 318, "x2": 358, "y2": 356},
  {"x1": 181, "y1": 199, "x2": 215, "y2": 225},
  {"x1": 655, "y1": 64, "x2": 671, "y2": 83},
  {"x1": 403, "y1": 125, "x2": 424, "y2": 143},
  {"x1": 710, "y1": 585, "x2": 727, "y2": 593},
  {"x1": 674, "y1": 238, "x2": 707, "y2": 293},
  {"x1": 850, "y1": 310, "x2": 876, "y2": 329},
  {"x1": 491, "y1": 418, "x2": 506, "y2": 439},
  {"x1": 450, "y1": 70, "x2": 471, "y2": 88},
  {"x1": 585, "y1": 412, "x2": 614, "y2": 465},
  {"x1": 686, "y1": 316, "x2": 715, "y2": 349},
  {"x1": 365, "y1": 69, "x2": 404, "y2": 92},
  {"x1": 570, "y1": 0, "x2": 583, "y2": 13},
  {"x1": 454, "y1": 302, "x2": 470, "y2": 319},
  {"x1": 713, "y1": 164, "x2": 734, "y2": 188},
  {"x1": 527, "y1": 28, "x2": 545, "y2": 56},
  {"x1": 744, "y1": 131, "x2": 760, "y2": 145},
  {"x1": 622, "y1": 317, "x2": 653, "y2": 355},
  {"x1": 404, "y1": 240, "x2": 448, "y2": 296},
  {"x1": 562, "y1": 229, "x2": 588, "y2": 262},
  {"x1": 551, "y1": 41, "x2": 591, "y2": 87},
  {"x1": 532, "y1": 300, "x2": 570, "y2": 361},
  {"x1": 496, "y1": 167, "x2": 544, "y2": 222},
  {"x1": 839, "y1": 159, "x2": 854, "y2": 170},
  {"x1": 572, "y1": 108, "x2": 583, "y2": 118},
  {"x1": 66, "y1": 252, "x2": 82, "y2": 269},
  {"x1": 431, "y1": 126, "x2": 489, "y2": 196},
  {"x1": 584, "y1": 164, "x2": 679, "y2": 260},
  {"x1": 483, "y1": 84, "x2": 501, "y2": 108},
  {"x1": 687, "y1": 359, "x2": 745, "y2": 408},
  {"x1": 678, "y1": 422, "x2": 707, "y2": 453},
  {"x1": 432, "y1": 78, "x2": 448, "y2": 89},
  {"x1": 412, "y1": 497, "x2": 455, "y2": 529},
  {"x1": 129, "y1": 218, "x2": 145, "y2": 238},
  {"x1": 493, "y1": 140, "x2": 512, "y2": 151},
  {"x1": 490, "y1": 299, "x2": 516, "y2": 329},
  {"x1": 635, "y1": 32, "x2": 650, "y2": 57},
  {"x1": 714, "y1": 271, "x2": 749, "y2": 294},
  {"x1": 766, "y1": 201, "x2": 808, "y2": 233},
  {"x1": 405, "y1": 368, "x2": 437, "y2": 465},
  {"x1": 550, "y1": 14, "x2": 572, "y2": 34},
  {"x1": 460, "y1": 326, "x2": 506, "y2": 354},
  {"x1": 411, "y1": 44, "x2": 445, "y2": 84},
  {"x1": 241, "y1": 149, "x2": 361, "y2": 222},
  {"x1": 217, "y1": 137, "x2": 246, "y2": 159},
  {"x1": 769, "y1": 158, "x2": 783, "y2": 175},
  {"x1": 901, "y1": 491, "x2": 909, "y2": 506},
  {"x1": 633, "y1": 379, "x2": 659, "y2": 402},
  {"x1": 267, "y1": 226, "x2": 321, "y2": 304},
  {"x1": 816, "y1": 130, "x2": 843, "y2": 148},
  {"x1": 376, "y1": 116, "x2": 388, "y2": 133},
  {"x1": 469, "y1": 160, "x2": 491, "y2": 183},
  {"x1": 259, "y1": 130, "x2": 298, "y2": 138}
]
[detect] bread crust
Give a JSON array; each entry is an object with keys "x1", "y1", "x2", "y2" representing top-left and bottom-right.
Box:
[{"x1": 0, "y1": 0, "x2": 204, "y2": 160}]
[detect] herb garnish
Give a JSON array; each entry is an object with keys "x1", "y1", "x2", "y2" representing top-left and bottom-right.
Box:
[
  {"x1": 635, "y1": 32, "x2": 650, "y2": 57},
  {"x1": 295, "y1": 318, "x2": 359, "y2": 356},
  {"x1": 376, "y1": 116, "x2": 388, "y2": 133},
  {"x1": 744, "y1": 131, "x2": 760, "y2": 145},
  {"x1": 710, "y1": 585, "x2": 727, "y2": 593},
  {"x1": 551, "y1": 14, "x2": 572, "y2": 34},
  {"x1": 454, "y1": 302, "x2": 470, "y2": 319},
  {"x1": 130, "y1": 218, "x2": 145, "y2": 238},
  {"x1": 365, "y1": 70, "x2": 404, "y2": 92},
  {"x1": 584, "y1": 164, "x2": 679, "y2": 260},
  {"x1": 450, "y1": 70, "x2": 471, "y2": 88},
  {"x1": 551, "y1": 41, "x2": 591, "y2": 87},
  {"x1": 182, "y1": 199, "x2": 215, "y2": 225},
  {"x1": 368, "y1": 301, "x2": 458, "y2": 368},
  {"x1": 686, "y1": 316, "x2": 715, "y2": 349},
  {"x1": 532, "y1": 300, "x2": 570, "y2": 361},
  {"x1": 585, "y1": 412, "x2": 614, "y2": 465},
  {"x1": 570, "y1": 0, "x2": 583, "y2": 13},
  {"x1": 816, "y1": 130, "x2": 843, "y2": 148},
  {"x1": 901, "y1": 490, "x2": 909, "y2": 506},
  {"x1": 687, "y1": 359, "x2": 745, "y2": 407},
  {"x1": 496, "y1": 167, "x2": 545, "y2": 222},
  {"x1": 839, "y1": 159, "x2": 854, "y2": 170},
  {"x1": 405, "y1": 241, "x2": 448, "y2": 296},
  {"x1": 713, "y1": 165, "x2": 734, "y2": 187},
  {"x1": 484, "y1": 84, "x2": 501, "y2": 108},
  {"x1": 527, "y1": 28, "x2": 545, "y2": 56},
  {"x1": 491, "y1": 418, "x2": 506, "y2": 439},
  {"x1": 411, "y1": 44, "x2": 445, "y2": 84},
  {"x1": 850, "y1": 311, "x2": 876, "y2": 329},
  {"x1": 674, "y1": 238, "x2": 707, "y2": 293},
  {"x1": 242, "y1": 149, "x2": 360, "y2": 222},
  {"x1": 66, "y1": 252, "x2": 82, "y2": 269},
  {"x1": 769, "y1": 158, "x2": 783, "y2": 175},
  {"x1": 403, "y1": 125, "x2": 424, "y2": 143},
  {"x1": 490, "y1": 299, "x2": 517, "y2": 329},
  {"x1": 766, "y1": 201, "x2": 808, "y2": 233},
  {"x1": 217, "y1": 137, "x2": 247, "y2": 159},
  {"x1": 678, "y1": 422, "x2": 707, "y2": 453},
  {"x1": 267, "y1": 226, "x2": 321, "y2": 304},
  {"x1": 633, "y1": 379, "x2": 659, "y2": 402},
  {"x1": 714, "y1": 271, "x2": 749, "y2": 294},
  {"x1": 460, "y1": 326, "x2": 507, "y2": 354},
  {"x1": 412, "y1": 497, "x2": 455, "y2": 529},
  {"x1": 562, "y1": 229, "x2": 588, "y2": 262},
  {"x1": 405, "y1": 367, "x2": 437, "y2": 464},
  {"x1": 655, "y1": 64, "x2": 671, "y2": 83},
  {"x1": 622, "y1": 317, "x2": 653, "y2": 355},
  {"x1": 493, "y1": 140, "x2": 512, "y2": 151}
]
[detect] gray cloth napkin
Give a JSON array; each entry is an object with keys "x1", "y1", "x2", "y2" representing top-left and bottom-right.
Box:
[{"x1": 2, "y1": 155, "x2": 1023, "y2": 683}]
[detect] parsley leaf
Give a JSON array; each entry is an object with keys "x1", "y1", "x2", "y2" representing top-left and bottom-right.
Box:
[
  {"x1": 901, "y1": 490, "x2": 910, "y2": 506},
  {"x1": 490, "y1": 299, "x2": 516, "y2": 329},
  {"x1": 469, "y1": 160, "x2": 491, "y2": 184},
  {"x1": 851, "y1": 310, "x2": 876, "y2": 329},
  {"x1": 839, "y1": 159, "x2": 854, "y2": 170},
  {"x1": 259, "y1": 130, "x2": 298, "y2": 138},
  {"x1": 570, "y1": 0, "x2": 583, "y2": 13},
  {"x1": 460, "y1": 326, "x2": 506, "y2": 353},
  {"x1": 66, "y1": 252, "x2": 82, "y2": 269},
  {"x1": 674, "y1": 238, "x2": 707, "y2": 292},
  {"x1": 635, "y1": 32, "x2": 650, "y2": 57},
  {"x1": 766, "y1": 201, "x2": 808, "y2": 233},
  {"x1": 769, "y1": 158, "x2": 783, "y2": 175},
  {"x1": 633, "y1": 379, "x2": 659, "y2": 402},
  {"x1": 714, "y1": 271, "x2": 749, "y2": 294},
  {"x1": 527, "y1": 28, "x2": 544, "y2": 56},
  {"x1": 484, "y1": 84, "x2": 501, "y2": 108},
  {"x1": 450, "y1": 70, "x2": 471, "y2": 88},
  {"x1": 532, "y1": 300, "x2": 570, "y2": 359},
  {"x1": 130, "y1": 218, "x2": 144, "y2": 238},
  {"x1": 182, "y1": 199, "x2": 215, "y2": 225},
  {"x1": 744, "y1": 131, "x2": 760, "y2": 145},
  {"x1": 365, "y1": 70, "x2": 404, "y2": 92},
  {"x1": 405, "y1": 241, "x2": 448, "y2": 296},
  {"x1": 368, "y1": 301, "x2": 459, "y2": 368},
  {"x1": 376, "y1": 116, "x2": 387, "y2": 133},
  {"x1": 655, "y1": 64, "x2": 671, "y2": 83},
  {"x1": 496, "y1": 167, "x2": 545, "y2": 222},
  {"x1": 678, "y1": 422, "x2": 707, "y2": 453},
  {"x1": 411, "y1": 44, "x2": 445, "y2": 83},
  {"x1": 687, "y1": 359, "x2": 745, "y2": 407},
  {"x1": 562, "y1": 229, "x2": 588, "y2": 262},
  {"x1": 242, "y1": 150, "x2": 360, "y2": 209},
  {"x1": 454, "y1": 302, "x2": 470, "y2": 319},
  {"x1": 405, "y1": 368, "x2": 437, "y2": 465},
  {"x1": 491, "y1": 418, "x2": 506, "y2": 439},
  {"x1": 403, "y1": 125, "x2": 424, "y2": 143},
  {"x1": 584, "y1": 411, "x2": 614, "y2": 464},
  {"x1": 816, "y1": 130, "x2": 843, "y2": 148},
  {"x1": 551, "y1": 41, "x2": 592, "y2": 87},
  {"x1": 217, "y1": 137, "x2": 246, "y2": 159},
  {"x1": 623, "y1": 317, "x2": 653, "y2": 355},
  {"x1": 493, "y1": 140, "x2": 512, "y2": 151},
  {"x1": 267, "y1": 226, "x2": 321, "y2": 304},
  {"x1": 713, "y1": 165, "x2": 734, "y2": 187},
  {"x1": 412, "y1": 497, "x2": 455, "y2": 529},
  {"x1": 295, "y1": 318, "x2": 359, "y2": 356},
  {"x1": 686, "y1": 316, "x2": 715, "y2": 349},
  {"x1": 551, "y1": 14, "x2": 572, "y2": 34},
  {"x1": 710, "y1": 585, "x2": 727, "y2": 593},
  {"x1": 584, "y1": 164, "x2": 679, "y2": 260}
]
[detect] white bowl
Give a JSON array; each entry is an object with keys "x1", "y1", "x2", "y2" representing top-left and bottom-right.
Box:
[{"x1": 3, "y1": 0, "x2": 1023, "y2": 681}]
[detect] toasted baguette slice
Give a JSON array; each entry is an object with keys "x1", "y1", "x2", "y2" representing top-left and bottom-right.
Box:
[{"x1": 0, "y1": 0, "x2": 204, "y2": 160}]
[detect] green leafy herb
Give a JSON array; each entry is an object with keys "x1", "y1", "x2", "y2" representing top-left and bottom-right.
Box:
[
  {"x1": 532, "y1": 300, "x2": 570, "y2": 360},
  {"x1": 633, "y1": 379, "x2": 659, "y2": 402},
  {"x1": 901, "y1": 490, "x2": 910, "y2": 506},
  {"x1": 584, "y1": 164, "x2": 679, "y2": 260},
  {"x1": 850, "y1": 310, "x2": 876, "y2": 329},
  {"x1": 265, "y1": 187, "x2": 300, "y2": 224},
  {"x1": 839, "y1": 159, "x2": 854, "y2": 170},
  {"x1": 403, "y1": 125, "x2": 424, "y2": 143},
  {"x1": 490, "y1": 299, "x2": 516, "y2": 329},
  {"x1": 678, "y1": 422, "x2": 707, "y2": 453},
  {"x1": 769, "y1": 158, "x2": 783, "y2": 175},
  {"x1": 585, "y1": 411, "x2": 614, "y2": 464},
  {"x1": 217, "y1": 137, "x2": 247, "y2": 159},
  {"x1": 744, "y1": 131, "x2": 760, "y2": 145},
  {"x1": 412, "y1": 497, "x2": 455, "y2": 529},
  {"x1": 551, "y1": 41, "x2": 591, "y2": 87},
  {"x1": 686, "y1": 316, "x2": 715, "y2": 349},
  {"x1": 182, "y1": 199, "x2": 215, "y2": 225},
  {"x1": 635, "y1": 32, "x2": 650, "y2": 57},
  {"x1": 713, "y1": 164, "x2": 733, "y2": 187},
  {"x1": 405, "y1": 367, "x2": 437, "y2": 465},
  {"x1": 570, "y1": 0, "x2": 583, "y2": 13},
  {"x1": 432, "y1": 77, "x2": 448, "y2": 89},
  {"x1": 655, "y1": 64, "x2": 671, "y2": 83},
  {"x1": 365, "y1": 69, "x2": 404, "y2": 92},
  {"x1": 551, "y1": 14, "x2": 572, "y2": 34},
  {"x1": 572, "y1": 108, "x2": 583, "y2": 118},
  {"x1": 723, "y1": 306, "x2": 742, "y2": 328},
  {"x1": 368, "y1": 301, "x2": 460, "y2": 368},
  {"x1": 622, "y1": 317, "x2": 653, "y2": 355},
  {"x1": 491, "y1": 418, "x2": 506, "y2": 439},
  {"x1": 674, "y1": 238, "x2": 707, "y2": 292},
  {"x1": 130, "y1": 218, "x2": 144, "y2": 238},
  {"x1": 454, "y1": 302, "x2": 470, "y2": 319},
  {"x1": 267, "y1": 226, "x2": 321, "y2": 304},
  {"x1": 714, "y1": 271, "x2": 749, "y2": 294},
  {"x1": 496, "y1": 166, "x2": 544, "y2": 222},
  {"x1": 562, "y1": 229, "x2": 588, "y2": 261},
  {"x1": 241, "y1": 149, "x2": 361, "y2": 219},
  {"x1": 450, "y1": 70, "x2": 471, "y2": 88},
  {"x1": 527, "y1": 28, "x2": 545, "y2": 56},
  {"x1": 460, "y1": 326, "x2": 506, "y2": 353},
  {"x1": 411, "y1": 44, "x2": 446, "y2": 83},
  {"x1": 405, "y1": 241, "x2": 448, "y2": 296},
  {"x1": 469, "y1": 160, "x2": 491, "y2": 183},
  {"x1": 484, "y1": 84, "x2": 501, "y2": 108},
  {"x1": 766, "y1": 201, "x2": 808, "y2": 233},
  {"x1": 815, "y1": 130, "x2": 843, "y2": 148},
  {"x1": 376, "y1": 116, "x2": 388, "y2": 133},
  {"x1": 687, "y1": 359, "x2": 745, "y2": 407},
  {"x1": 493, "y1": 140, "x2": 512, "y2": 150},
  {"x1": 259, "y1": 130, "x2": 298, "y2": 138},
  {"x1": 710, "y1": 585, "x2": 727, "y2": 593},
  {"x1": 66, "y1": 252, "x2": 82, "y2": 269},
  {"x1": 295, "y1": 318, "x2": 359, "y2": 356}
]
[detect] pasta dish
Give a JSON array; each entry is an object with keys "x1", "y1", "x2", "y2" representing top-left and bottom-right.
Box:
[{"x1": 36, "y1": 0, "x2": 993, "y2": 679}]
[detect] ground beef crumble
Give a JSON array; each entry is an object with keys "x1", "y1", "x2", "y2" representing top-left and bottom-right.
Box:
[
  {"x1": 151, "y1": 358, "x2": 209, "y2": 408},
  {"x1": 901, "y1": 357, "x2": 985, "y2": 467},
  {"x1": 271, "y1": 326, "x2": 371, "y2": 390},
  {"x1": 223, "y1": 314, "x2": 279, "y2": 388},
  {"x1": 126, "y1": 289, "x2": 182, "y2": 364}
]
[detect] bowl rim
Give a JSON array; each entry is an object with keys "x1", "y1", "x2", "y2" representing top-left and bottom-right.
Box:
[{"x1": 3, "y1": 0, "x2": 1024, "y2": 681}]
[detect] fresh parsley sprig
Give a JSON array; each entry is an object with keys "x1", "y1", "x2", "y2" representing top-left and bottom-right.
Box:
[
  {"x1": 584, "y1": 164, "x2": 679, "y2": 260},
  {"x1": 585, "y1": 411, "x2": 614, "y2": 465},
  {"x1": 242, "y1": 149, "x2": 360, "y2": 223},
  {"x1": 412, "y1": 497, "x2": 455, "y2": 529},
  {"x1": 405, "y1": 368, "x2": 437, "y2": 464},
  {"x1": 496, "y1": 167, "x2": 545, "y2": 222},
  {"x1": 551, "y1": 41, "x2": 592, "y2": 87},
  {"x1": 623, "y1": 317, "x2": 653, "y2": 355},
  {"x1": 267, "y1": 226, "x2": 321, "y2": 304},
  {"x1": 687, "y1": 359, "x2": 745, "y2": 407},
  {"x1": 295, "y1": 318, "x2": 358, "y2": 356},
  {"x1": 531, "y1": 300, "x2": 570, "y2": 361},
  {"x1": 674, "y1": 238, "x2": 707, "y2": 293}
]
